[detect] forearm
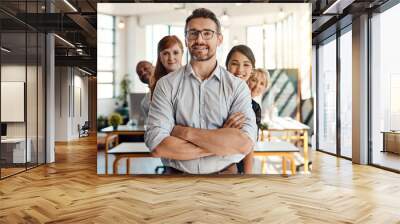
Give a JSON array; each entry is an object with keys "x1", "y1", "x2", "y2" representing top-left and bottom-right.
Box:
[
  {"x1": 176, "y1": 127, "x2": 254, "y2": 156},
  {"x1": 151, "y1": 136, "x2": 213, "y2": 160}
]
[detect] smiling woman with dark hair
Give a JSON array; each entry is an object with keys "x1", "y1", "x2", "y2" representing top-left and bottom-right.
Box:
[
  {"x1": 225, "y1": 44, "x2": 261, "y2": 174},
  {"x1": 226, "y1": 44, "x2": 255, "y2": 81}
]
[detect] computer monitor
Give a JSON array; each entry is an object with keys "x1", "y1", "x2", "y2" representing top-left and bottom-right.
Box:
[
  {"x1": 129, "y1": 93, "x2": 146, "y2": 125},
  {"x1": 1, "y1": 123, "x2": 6, "y2": 137}
]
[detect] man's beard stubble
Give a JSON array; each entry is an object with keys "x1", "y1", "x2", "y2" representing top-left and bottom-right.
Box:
[{"x1": 190, "y1": 44, "x2": 215, "y2": 62}]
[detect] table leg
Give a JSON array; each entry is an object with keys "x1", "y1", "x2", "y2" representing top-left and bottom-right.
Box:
[
  {"x1": 304, "y1": 130, "x2": 309, "y2": 173},
  {"x1": 261, "y1": 157, "x2": 266, "y2": 174},
  {"x1": 282, "y1": 156, "x2": 287, "y2": 175},
  {"x1": 113, "y1": 157, "x2": 120, "y2": 175},
  {"x1": 105, "y1": 153, "x2": 108, "y2": 175},
  {"x1": 126, "y1": 158, "x2": 130, "y2": 175}
]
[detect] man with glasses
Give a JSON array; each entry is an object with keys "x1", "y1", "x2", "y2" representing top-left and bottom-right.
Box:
[{"x1": 145, "y1": 8, "x2": 257, "y2": 174}]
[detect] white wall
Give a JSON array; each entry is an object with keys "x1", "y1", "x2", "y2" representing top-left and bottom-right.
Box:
[
  {"x1": 126, "y1": 16, "x2": 148, "y2": 94},
  {"x1": 54, "y1": 67, "x2": 89, "y2": 141}
]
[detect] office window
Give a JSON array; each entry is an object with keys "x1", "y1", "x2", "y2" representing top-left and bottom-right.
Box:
[
  {"x1": 339, "y1": 28, "x2": 352, "y2": 158},
  {"x1": 247, "y1": 26, "x2": 264, "y2": 68},
  {"x1": 97, "y1": 14, "x2": 115, "y2": 99},
  {"x1": 145, "y1": 25, "x2": 169, "y2": 64},
  {"x1": 317, "y1": 37, "x2": 337, "y2": 154},
  {"x1": 371, "y1": 3, "x2": 400, "y2": 171},
  {"x1": 246, "y1": 13, "x2": 296, "y2": 70}
]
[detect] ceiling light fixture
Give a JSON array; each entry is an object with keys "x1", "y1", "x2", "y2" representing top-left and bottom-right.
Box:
[
  {"x1": 221, "y1": 10, "x2": 229, "y2": 22},
  {"x1": 278, "y1": 8, "x2": 285, "y2": 20},
  {"x1": 1, "y1": 47, "x2": 11, "y2": 53},
  {"x1": 63, "y1": 0, "x2": 78, "y2": 12},
  {"x1": 78, "y1": 67, "x2": 92, "y2": 76},
  {"x1": 322, "y1": 0, "x2": 354, "y2": 15},
  {"x1": 54, "y1": 34, "x2": 75, "y2": 48},
  {"x1": 233, "y1": 37, "x2": 238, "y2": 45},
  {"x1": 118, "y1": 20, "x2": 125, "y2": 29}
]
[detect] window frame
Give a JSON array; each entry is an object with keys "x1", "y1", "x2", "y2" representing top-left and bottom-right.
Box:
[{"x1": 97, "y1": 14, "x2": 115, "y2": 99}]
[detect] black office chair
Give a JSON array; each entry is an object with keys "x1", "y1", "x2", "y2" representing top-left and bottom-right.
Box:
[{"x1": 78, "y1": 121, "x2": 90, "y2": 138}]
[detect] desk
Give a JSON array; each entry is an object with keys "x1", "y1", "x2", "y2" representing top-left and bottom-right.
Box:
[
  {"x1": 262, "y1": 117, "x2": 310, "y2": 173},
  {"x1": 254, "y1": 141, "x2": 300, "y2": 175},
  {"x1": 382, "y1": 131, "x2": 400, "y2": 154},
  {"x1": 100, "y1": 125, "x2": 146, "y2": 144},
  {"x1": 107, "y1": 142, "x2": 151, "y2": 174},
  {"x1": 100, "y1": 125, "x2": 145, "y2": 136},
  {"x1": 107, "y1": 142, "x2": 300, "y2": 175},
  {"x1": 1, "y1": 138, "x2": 31, "y2": 164}
]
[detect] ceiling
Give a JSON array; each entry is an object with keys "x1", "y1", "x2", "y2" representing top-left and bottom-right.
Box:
[
  {"x1": 0, "y1": 0, "x2": 393, "y2": 75},
  {"x1": 98, "y1": 3, "x2": 311, "y2": 26}
]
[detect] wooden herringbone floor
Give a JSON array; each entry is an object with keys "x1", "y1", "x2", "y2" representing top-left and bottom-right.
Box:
[{"x1": 1, "y1": 135, "x2": 400, "y2": 224}]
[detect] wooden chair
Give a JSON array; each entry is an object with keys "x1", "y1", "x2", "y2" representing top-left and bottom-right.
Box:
[{"x1": 104, "y1": 134, "x2": 119, "y2": 175}]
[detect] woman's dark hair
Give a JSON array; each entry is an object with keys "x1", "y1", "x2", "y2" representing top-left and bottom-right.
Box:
[
  {"x1": 225, "y1": 45, "x2": 256, "y2": 68},
  {"x1": 150, "y1": 35, "x2": 184, "y2": 98}
]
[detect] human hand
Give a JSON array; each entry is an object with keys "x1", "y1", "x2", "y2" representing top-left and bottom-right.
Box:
[{"x1": 223, "y1": 112, "x2": 245, "y2": 129}]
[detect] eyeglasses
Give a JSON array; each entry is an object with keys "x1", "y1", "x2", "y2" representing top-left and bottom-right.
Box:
[{"x1": 185, "y1": 29, "x2": 219, "y2": 40}]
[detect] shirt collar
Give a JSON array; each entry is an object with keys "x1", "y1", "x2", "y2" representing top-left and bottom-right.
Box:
[{"x1": 185, "y1": 61, "x2": 221, "y2": 82}]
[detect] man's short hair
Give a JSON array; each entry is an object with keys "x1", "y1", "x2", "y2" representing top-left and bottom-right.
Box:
[{"x1": 185, "y1": 8, "x2": 221, "y2": 34}]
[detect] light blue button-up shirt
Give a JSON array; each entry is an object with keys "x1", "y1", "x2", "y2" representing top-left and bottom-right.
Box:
[{"x1": 145, "y1": 63, "x2": 257, "y2": 174}]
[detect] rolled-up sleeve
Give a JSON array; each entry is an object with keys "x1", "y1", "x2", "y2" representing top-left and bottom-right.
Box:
[
  {"x1": 144, "y1": 79, "x2": 175, "y2": 151},
  {"x1": 229, "y1": 81, "x2": 258, "y2": 143}
]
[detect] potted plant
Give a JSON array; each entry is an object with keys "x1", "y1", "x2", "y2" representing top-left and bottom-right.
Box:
[
  {"x1": 259, "y1": 122, "x2": 269, "y2": 142},
  {"x1": 97, "y1": 115, "x2": 109, "y2": 131},
  {"x1": 116, "y1": 74, "x2": 131, "y2": 124},
  {"x1": 117, "y1": 74, "x2": 131, "y2": 107},
  {"x1": 108, "y1": 113, "x2": 123, "y2": 130}
]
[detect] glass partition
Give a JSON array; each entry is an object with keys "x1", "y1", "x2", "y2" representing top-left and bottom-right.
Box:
[
  {"x1": 317, "y1": 36, "x2": 337, "y2": 155},
  {"x1": 1, "y1": 30, "x2": 28, "y2": 177},
  {"x1": 0, "y1": 1, "x2": 46, "y2": 179}
]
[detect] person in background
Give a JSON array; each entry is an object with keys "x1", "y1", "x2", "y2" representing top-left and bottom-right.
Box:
[
  {"x1": 145, "y1": 8, "x2": 257, "y2": 174},
  {"x1": 135, "y1": 60, "x2": 154, "y2": 121},
  {"x1": 150, "y1": 35, "x2": 184, "y2": 99},
  {"x1": 248, "y1": 68, "x2": 270, "y2": 99},
  {"x1": 225, "y1": 44, "x2": 259, "y2": 174}
]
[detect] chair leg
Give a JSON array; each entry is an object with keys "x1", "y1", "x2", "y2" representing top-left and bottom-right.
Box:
[
  {"x1": 113, "y1": 157, "x2": 119, "y2": 175},
  {"x1": 289, "y1": 156, "x2": 296, "y2": 175},
  {"x1": 282, "y1": 156, "x2": 287, "y2": 175}
]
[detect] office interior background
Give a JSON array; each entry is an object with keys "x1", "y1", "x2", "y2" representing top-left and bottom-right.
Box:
[
  {"x1": 0, "y1": 0, "x2": 399, "y2": 223},
  {"x1": 96, "y1": 3, "x2": 312, "y2": 175},
  {"x1": 0, "y1": 0, "x2": 399, "y2": 177},
  {"x1": 0, "y1": 0, "x2": 97, "y2": 179}
]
